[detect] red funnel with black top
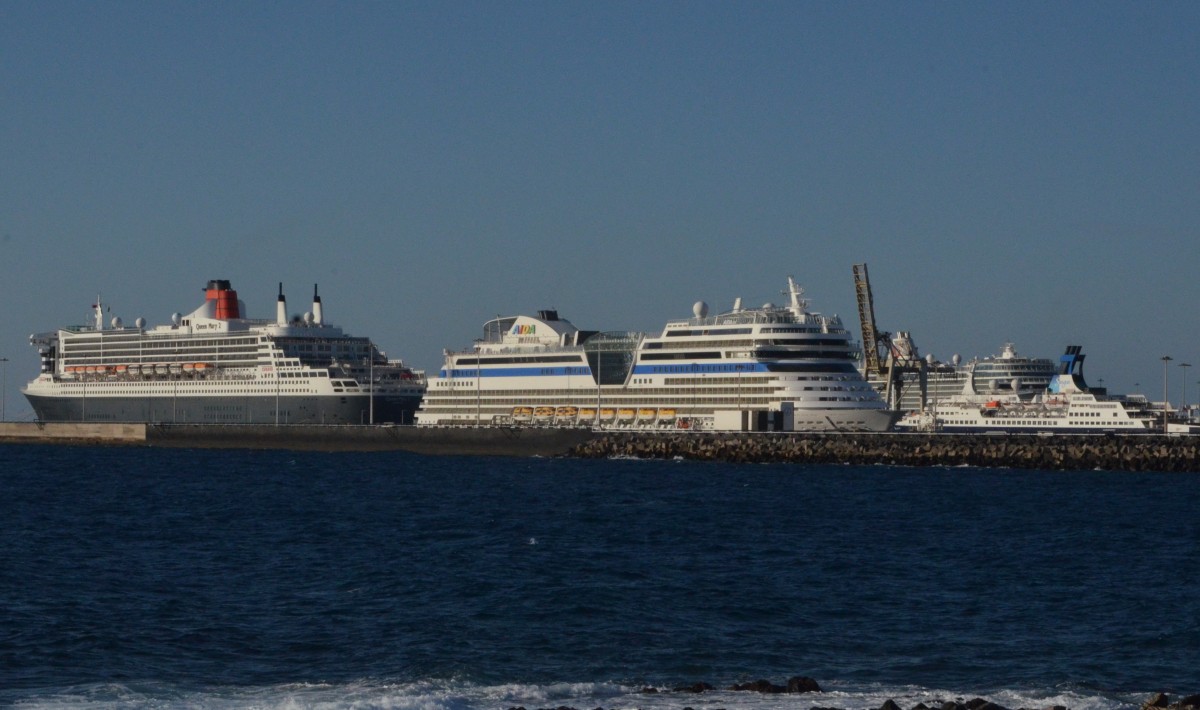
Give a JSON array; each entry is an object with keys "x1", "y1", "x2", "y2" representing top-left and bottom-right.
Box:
[{"x1": 204, "y1": 279, "x2": 241, "y2": 320}]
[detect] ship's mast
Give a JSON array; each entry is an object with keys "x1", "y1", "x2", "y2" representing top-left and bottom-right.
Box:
[{"x1": 786, "y1": 276, "x2": 808, "y2": 318}]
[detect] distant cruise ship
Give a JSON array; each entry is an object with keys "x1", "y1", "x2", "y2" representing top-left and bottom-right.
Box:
[
  {"x1": 23, "y1": 280, "x2": 426, "y2": 424},
  {"x1": 417, "y1": 277, "x2": 898, "y2": 432},
  {"x1": 868, "y1": 336, "x2": 1057, "y2": 412}
]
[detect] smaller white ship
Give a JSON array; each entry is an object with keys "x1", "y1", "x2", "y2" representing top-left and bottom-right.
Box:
[{"x1": 895, "y1": 346, "x2": 1156, "y2": 434}]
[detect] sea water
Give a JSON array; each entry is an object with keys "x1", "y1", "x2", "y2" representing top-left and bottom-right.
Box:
[{"x1": 2, "y1": 445, "x2": 1197, "y2": 709}]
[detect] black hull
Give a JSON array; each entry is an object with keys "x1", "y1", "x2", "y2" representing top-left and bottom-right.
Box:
[{"x1": 24, "y1": 393, "x2": 423, "y2": 425}]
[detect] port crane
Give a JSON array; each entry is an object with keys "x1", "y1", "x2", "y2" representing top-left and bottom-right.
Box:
[{"x1": 852, "y1": 263, "x2": 930, "y2": 411}]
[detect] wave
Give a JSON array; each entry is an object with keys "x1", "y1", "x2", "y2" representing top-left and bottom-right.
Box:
[{"x1": 4, "y1": 678, "x2": 1156, "y2": 710}]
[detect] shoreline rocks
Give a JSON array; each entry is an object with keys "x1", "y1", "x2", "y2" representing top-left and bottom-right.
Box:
[
  {"x1": 506, "y1": 689, "x2": 1198, "y2": 710},
  {"x1": 569, "y1": 432, "x2": 1200, "y2": 472},
  {"x1": 506, "y1": 689, "x2": 1197, "y2": 710}
]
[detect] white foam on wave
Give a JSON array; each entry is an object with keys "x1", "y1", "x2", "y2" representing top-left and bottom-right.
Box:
[{"x1": 6, "y1": 678, "x2": 1150, "y2": 710}]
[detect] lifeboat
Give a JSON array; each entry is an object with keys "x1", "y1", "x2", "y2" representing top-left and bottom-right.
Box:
[
  {"x1": 85, "y1": 366, "x2": 98, "y2": 374},
  {"x1": 638, "y1": 408, "x2": 657, "y2": 420},
  {"x1": 599, "y1": 408, "x2": 616, "y2": 420},
  {"x1": 533, "y1": 406, "x2": 555, "y2": 419},
  {"x1": 155, "y1": 364, "x2": 169, "y2": 375},
  {"x1": 182, "y1": 363, "x2": 195, "y2": 372},
  {"x1": 115, "y1": 365, "x2": 128, "y2": 374},
  {"x1": 659, "y1": 408, "x2": 677, "y2": 418},
  {"x1": 193, "y1": 363, "x2": 211, "y2": 373},
  {"x1": 617, "y1": 408, "x2": 636, "y2": 420},
  {"x1": 578, "y1": 407, "x2": 597, "y2": 419},
  {"x1": 512, "y1": 406, "x2": 534, "y2": 421},
  {"x1": 555, "y1": 406, "x2": 578, "y2": 418}
]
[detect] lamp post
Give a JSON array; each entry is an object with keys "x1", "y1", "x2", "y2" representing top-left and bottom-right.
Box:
[
  {"x1": 0, "y1": 357, "x2": 8, "y2": 422},
  {"x1": 1179, "y1": 363, "x2": 1192, "y2": 416},
  {"x1": 1161, "y1": 355, "x2": 1173, "y2": 433}
]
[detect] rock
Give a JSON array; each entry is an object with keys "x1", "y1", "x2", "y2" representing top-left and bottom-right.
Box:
[
  {"x1": 730, "y1": 679, "x2": 786, "y2": 693},
  {"x1": 639, "y1": 687, "x2": 657, "y2": 693},
  {"x1": 1144, "y1": 693, "x2": 1170, "y2": 708},
  {"x1": 1177, "y1": 694, "x2": 1200, "y2": 708},
  {"x1": 881, "y1": 700, "x2": 903, "y2": 710},
  {"x1": 787, "y1": 676, "x2": 822, "y2": 693},
  {"x1": 673, "y1": 683, "x2": 713, "y2": 693},
  {"x1": 965, "y1": 699, "x2": 990, "y2": 710}
]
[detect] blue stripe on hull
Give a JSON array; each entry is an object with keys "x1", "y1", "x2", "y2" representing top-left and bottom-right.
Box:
[{"x1": 442, "y1": 367, "x2": 594, "y2": 378}]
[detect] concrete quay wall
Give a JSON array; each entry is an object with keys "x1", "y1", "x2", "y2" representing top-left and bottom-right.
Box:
[
  {"x1": 143, "y1": 424, "x2": 595, "y2": 456},
  {"x1": 0, "y1": 422, "x2": 147, "y2": 444},
  {"x1": 570, "y1": 432, "x2": 1200, "y2": 472},
  {"x1": 0, "y1": 422, "x2": 593, "y2": 456}
]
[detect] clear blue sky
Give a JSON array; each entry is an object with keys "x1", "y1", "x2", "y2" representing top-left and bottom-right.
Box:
[{"x1": 2, "y1": 1, "x2": 1198, "y2": 418}]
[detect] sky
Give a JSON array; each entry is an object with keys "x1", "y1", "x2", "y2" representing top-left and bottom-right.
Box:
[{"x1": 2, "y1": 1, "x2": 1198, "y2": 418}]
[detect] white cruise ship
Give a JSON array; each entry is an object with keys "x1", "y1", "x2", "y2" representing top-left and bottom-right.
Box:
[
  {"x1": 23, "y1": 280, "x2": 426, "y2": 424},
  {"x1": 895, "y1": 346, "x2": 1155, "y2": 434},
  {"x1": 417, "y1": 277, "x2": 898, "y2": 432},
  {"x1": 868, "y1": 337, "x2": 1057, "y2": 412}
]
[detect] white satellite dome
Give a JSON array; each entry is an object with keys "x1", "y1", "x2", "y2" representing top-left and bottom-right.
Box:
[
  {"x1": 171, "y1": 312, "x2": 181, "y2": 326},
  {"x1": 110, "y1": 316, "x2": 123, "y2": 329},
  {"x1": 135, "y1": 317, "x2": 146, "y2": 329},
  {"x1": 692, "y1": 301, "x2": 709, "y2": 318}
]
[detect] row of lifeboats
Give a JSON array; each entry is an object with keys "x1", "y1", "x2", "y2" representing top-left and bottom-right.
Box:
[
  {"x1": 511, "y1": 406, "x2": 679, "y2": 422},
  {"x1": 64, "y1": 363, "x2": 215, "y2": 376}
]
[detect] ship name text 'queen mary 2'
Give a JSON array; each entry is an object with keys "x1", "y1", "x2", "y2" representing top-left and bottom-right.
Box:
[{"x1": 417, "y1": 276, "x2": 898, "y2": 431}]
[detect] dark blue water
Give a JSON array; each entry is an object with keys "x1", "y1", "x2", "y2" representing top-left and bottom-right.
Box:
[{"x1": 2, "y1": 445, "x2": 1197, "y2": 709}]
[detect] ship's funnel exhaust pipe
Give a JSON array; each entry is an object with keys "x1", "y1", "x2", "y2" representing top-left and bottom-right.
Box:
[
  {"x1": 276, "y1": 282, "x2": 287, "y2": 325},
  {"x1": 312, "y1": 284, "x2": 323, "y2": 326},
  {"x1": 205, "y1": 279, "x2": 241, "y2": 320}
]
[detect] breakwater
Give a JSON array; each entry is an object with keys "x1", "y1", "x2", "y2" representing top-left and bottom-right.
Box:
[
  {"x1": 4, "y1": 423, "x2": 1200, "y2": 469},
  {"x1": 569, "y1": 432, "x2": 1200, "y2": 472},
  {"x1": 0, "y1": 422, "x2": 594, "y2": 457}
]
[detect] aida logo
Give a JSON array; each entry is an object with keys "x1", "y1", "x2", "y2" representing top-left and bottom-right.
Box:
[{"x1": 511, "y1": 324, "x2": 537, "y2": 335}]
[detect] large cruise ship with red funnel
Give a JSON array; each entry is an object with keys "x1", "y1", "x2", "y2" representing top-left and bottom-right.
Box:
[{"x1": 23, "y1": 280, "x2": 426, "y2": 424}]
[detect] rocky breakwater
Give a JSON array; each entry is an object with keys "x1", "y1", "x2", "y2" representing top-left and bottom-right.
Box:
[
  {"x1": 570, "y1": 433, "x2": 1200, "y2": 472},
  {"x1": 507, "y1": 681, "x2": 1199, "y2": 710}
]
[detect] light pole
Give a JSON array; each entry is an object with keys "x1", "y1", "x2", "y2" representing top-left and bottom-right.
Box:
[
  {"x1": 1161, "y1": 355, "x2": 1172, "y2": 433},
  {"x1": 1179, "y1": 363, "x2": 1192, "y2": 416},
  {"x1": 0, "y1": 357, "x2": 8, "y2": 422}
]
